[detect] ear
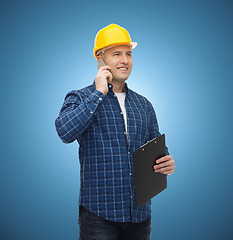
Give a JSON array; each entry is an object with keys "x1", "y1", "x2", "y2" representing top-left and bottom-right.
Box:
[{"x1": 97, "y1": 55, "x2": 102, "y2": 63}]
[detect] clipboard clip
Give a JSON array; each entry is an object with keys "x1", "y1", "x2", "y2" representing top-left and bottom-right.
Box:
[{"x1": 140, "y1": 137, "x2": 158, "y2": 151}]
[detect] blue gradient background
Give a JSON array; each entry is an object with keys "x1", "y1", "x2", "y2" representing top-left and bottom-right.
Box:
[{"x1": 1, "y1": 0, "x2": 233, "y2": 239}]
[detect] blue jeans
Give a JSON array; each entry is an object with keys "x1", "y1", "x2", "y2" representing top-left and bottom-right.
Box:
[{"x1": 79, "y1": 206, "x2": 151, "y2": 240}]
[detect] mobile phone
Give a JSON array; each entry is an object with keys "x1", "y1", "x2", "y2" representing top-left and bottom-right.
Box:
[{"x1": 97, "y1": 58, "x2": 107, "y2": 70}]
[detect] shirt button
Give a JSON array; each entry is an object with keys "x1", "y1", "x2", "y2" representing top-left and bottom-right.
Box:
[
  {"x1": 128, "y1": 152, "x2": 130, "y2": 155},
  {"x1": 114, "y1": 95, "x2": 116, "y2": 97},
  {"x1": 90, "y1": 111, "x2": 93, "y2": 114},
  {"x1": 99, "y1": 97, "x2": 102, "y2": 101},
  {"x1": 120, "y1": 112, "x2": 123, "y2": 115},
  {"x1": 130, "y1": 172, "x2": 132, "y2": 176},
  {"x1": 124, "y1": 132, "x2": 127, "y2": 135}
]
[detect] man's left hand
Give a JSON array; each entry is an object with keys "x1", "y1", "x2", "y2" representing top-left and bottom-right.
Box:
[{"x1": 153, "y1": 155, "x2": 175, "y2": 175}]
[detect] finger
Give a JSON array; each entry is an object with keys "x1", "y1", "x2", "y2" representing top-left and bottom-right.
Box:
[
  {"x1": 154, "y1": 160, "x2": 170, "y2": 169},
  {"x1": 103, "y1": 70, "x2": 110, "y2": 75},
  {"x1": 154, "y1": 159, "x2": 175, "y2": 169},
  {"x1": 154, "y1": 162, "x2": 175, "y2": 171},
  {"x1": 100, "y1": 66, "x2": 112, "y2": 72},
  {"x1": 105, "y1": 71, "x2": 113, "y2": 82},
  {"x1": 104, "y1": 71, "x2": 111, "y2": 79},
  {"x1": 158, "y1": 171, "x2": 173, "y2": 176},
  {"x1": 156, "y1": 155, "x2": 173, "y2": 164},
  {"x1": 161, "y1": 169, "x2": 175, "y2": 175},
  {"x1": 155, "y1": 167, "x2": 175, "y2": 174},
  {"x1": 154, "y1": 165, "x2": 173, "y2": 173}
]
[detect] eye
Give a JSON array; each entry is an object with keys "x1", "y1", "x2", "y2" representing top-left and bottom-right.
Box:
[
  {"x1": 114, "y1": 53, "x2": 120, "y2": 56},
  {"x1": 127, "y1": 53, "x2": 132, "y2": 56}
]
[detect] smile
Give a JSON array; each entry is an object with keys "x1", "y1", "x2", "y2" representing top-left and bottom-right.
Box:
[{"x1": 117, "y1": 67, "x2": 128, "y2": 72}]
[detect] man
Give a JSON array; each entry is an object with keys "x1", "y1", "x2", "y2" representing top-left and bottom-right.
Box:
[{"x1": 55, "y1": 24, "x2": 175, "y2": 240}]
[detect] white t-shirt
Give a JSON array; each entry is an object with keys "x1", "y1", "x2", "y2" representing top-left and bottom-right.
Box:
[{"x1": 115, "y1": 92, "x2": 127, "y2": 132}]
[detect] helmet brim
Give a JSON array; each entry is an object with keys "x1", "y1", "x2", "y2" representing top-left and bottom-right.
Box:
[{"x1": 94, "y1": 42, "x2": 137, "y2": 59}]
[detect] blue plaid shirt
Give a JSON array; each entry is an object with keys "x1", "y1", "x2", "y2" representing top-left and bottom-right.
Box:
[{"x1": 55, "y1": 81, "x2": 167, "y2": 223}]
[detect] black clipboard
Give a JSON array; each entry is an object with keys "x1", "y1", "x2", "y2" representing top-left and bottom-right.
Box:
[{"x1": 133, "y1": 134, "x2": 167, "y2": 208}]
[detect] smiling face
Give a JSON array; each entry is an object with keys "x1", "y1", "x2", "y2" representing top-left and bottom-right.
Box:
[{"x1": 99, "y1": 45, "x2": 133, "y2": 83}]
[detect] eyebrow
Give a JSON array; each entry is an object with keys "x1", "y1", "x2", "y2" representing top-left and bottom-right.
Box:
[{"x1": 112, "y1": 50, "x2": 132, "y2": 54}]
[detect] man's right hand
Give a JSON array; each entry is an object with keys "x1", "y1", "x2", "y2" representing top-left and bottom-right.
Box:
[{"x1": 95, "y1": 66, "x2": 113, "y2": 95}]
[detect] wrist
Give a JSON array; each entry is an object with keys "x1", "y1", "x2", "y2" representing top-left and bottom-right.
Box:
[{"x1": 96, "y1": 87, "x2": 108, "y2": 95}]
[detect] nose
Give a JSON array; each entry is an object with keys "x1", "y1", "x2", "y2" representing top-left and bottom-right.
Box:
[{"x1": 120, "y1": 54, "x2": 128, "y2": 64}]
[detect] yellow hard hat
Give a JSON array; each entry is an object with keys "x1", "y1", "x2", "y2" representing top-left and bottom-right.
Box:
[{"x1": 93, "y1": 24, "x2": 137, "y2": 59}]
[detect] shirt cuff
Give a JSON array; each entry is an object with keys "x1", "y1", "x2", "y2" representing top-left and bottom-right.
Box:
[{"x1": 84, "y1": 89, "x2": 105, "y2": 105}]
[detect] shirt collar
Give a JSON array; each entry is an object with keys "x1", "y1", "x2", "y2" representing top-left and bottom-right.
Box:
[{"x1": 92, "y1": 81, "x2": 129, "y2": 94}]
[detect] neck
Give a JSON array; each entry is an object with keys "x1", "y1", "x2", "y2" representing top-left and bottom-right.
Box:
[{"x1": 111, "y1": 79, "x2": 126, "y2": 93}]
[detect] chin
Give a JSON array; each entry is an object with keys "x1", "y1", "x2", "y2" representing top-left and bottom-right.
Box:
[
  {"x1": 117, "y1": 77, "x2": 128, "y2": 82},
  {"x1": 117, "y1": 75, "x2": 129, "y2": 81}
]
